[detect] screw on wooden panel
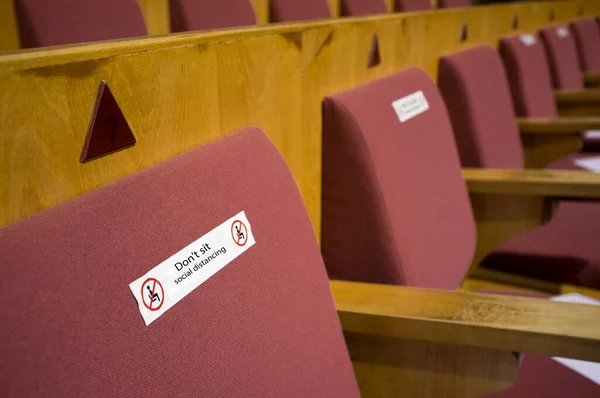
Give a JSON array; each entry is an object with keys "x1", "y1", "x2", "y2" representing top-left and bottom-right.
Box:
[
  {"x1": 460, "y1": 20, "x2": 468, "y2": 42},
  {"x1": 512, "y1": 13, "x2": 519, "y2": 30},
  {"x1": 368, "y1": 33, "x2": 381, "y2": 68},
  {"x1": 578, "y1": 6, "x2": 584, "y2": 16},
  {"x1": 80, "y1": 81, "x2": 136, "y2": 163},
  {"x1": 548, "y1": 9, "x2": 555, "y2": 22}
]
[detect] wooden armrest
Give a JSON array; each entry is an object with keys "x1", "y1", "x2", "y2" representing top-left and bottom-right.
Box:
[
  {"x1": 331, "y1": 280, "x2": 600, "y2": 362},
  {"x1": 583, "y1": 72, "x2": 600, "y2": 86},
  {"x1": 517, "y1": 117, "x2": 600, "y2": 134},
  {"x1": 463, "y1": 168, "x2": 600, "y2": 199},
  {"x1": 555, "y1": 89, "x2": 600, "y2": 105}
]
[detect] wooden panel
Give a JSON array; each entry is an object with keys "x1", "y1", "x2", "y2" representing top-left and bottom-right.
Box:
[
  {"x1": 137, "y1": 0, "x2": 171, "y2": 35},
  {"x1": 250, "y1": 0, "x2": 269, "y2": 24},
  {"x1": 347, "y1": 334, "x2": 518, "y2": 398},
  {"x1": 0, "y1": 0, "x2": 20, "y2": 51},
  {"x1": 1, "y1": 1, "x2": 598, "y2": 237}
]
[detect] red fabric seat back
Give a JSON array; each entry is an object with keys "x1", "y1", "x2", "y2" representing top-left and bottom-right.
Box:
[
  {"x1": 15, "y1": 0, "x2": 147, "y2": 48},
  {"x1": 499, "y1": 33, "x2": 558, "y2": 118},
  {"x1": 570, "y1": 18, "x2": 600, "y2": 72},
  {"x1": 438, "y1": 0, "x2": 470, "y2": 8},
  {"x1": 270, "y1": 0, "x2": 331, "y2": 22},
  {"x1": 170, "y1": 0, "x2": 256, "y2": 32},
  {"x1": 341, "y1": 0, "x2": 387, "y2": 16},
  {"x1": 438, "y1": 45, "x2": 525, "y2": 169},
  {"x1": 539, "y1": 25, "x2": 584, "y2": 90},
  {"x1": 322, "y1": 68, "x2": 476, "y2": 290},
  {"x1": 395, "y1": 0, "x2": 433, "y2": 12},
  {"x1": 0, "y1": 128, "x2": 360, "y2": 397}
]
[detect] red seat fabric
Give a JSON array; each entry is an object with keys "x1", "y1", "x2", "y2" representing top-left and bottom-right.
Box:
[
  {"x1": 170, "y1": 0, "x2": 256, "y2": 32},
  {"x1": 341, "y1": 0, "x2": 387, "y2": 17},
  {"x1": 322, "y1": 67, "x2": 477, "y2": 290},
  {"x1": 438, "y1": 0, "x2": 470, "y2": 9},
  {"x1": 570, "y1": 18, "x2": 600, "y2": 72},
  {"x1": 322, "y1": 67, "x2": 600, "y2": 396},
  {"x1": 438, "y1": 45, "x2": 600, "y2": 289},
  {"x1": 0, "y1": 127, "x2": 360, "y2": 397},
  {"x1": 15, "y1": 0, "x2": 147, "y2": 48},
  {"x1": 539, "y1": 25, "x2": 584, "y2": 90},
  {"x1": 499, "y1": 33, "x2": 559, "y2": 118},
  {"x1": 270, "y1": 0, "x2": 331, "y2": 22},
  {"x1": 395, "y1": 0, "x2": 433, "y2": 12},
  {"x1": 438, "y1": 45, "x2": 525, "y2": 169}
]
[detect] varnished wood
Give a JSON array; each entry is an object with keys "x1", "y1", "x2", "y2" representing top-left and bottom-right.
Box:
[
  {"x1": 347, "y1": 333, "x2": 518, "y2": 397},
  {"x1": 521, "y1": 133, "x2": 583, "y2": 169},
  {"x1": 463, "y1": 168, "x2": 600, "y2": 199},
  {"x1": 1, "y1": 1, "x2": 600, "y2": 234},
  {"x1": 517, "y1": 117, "x2": 600, "y2": 133},
  {"x1": 583, "y1": 71, "x2": 600, "y2": 88},
  {"x1": 332, "y1": 280, "x2": 600, "y2": 361},
  {"x1": 555, "y1": 88, "x2": 600, "y2": 104},
  {"x1": 137, "y1": 0, "x2": 171, "y2": 35},
  {"x1": 0, "y1": 0, "x2": 20, "y2": 51},
  {"x1": 465, "y1": 271, "x2": 600, "y2": 300}
]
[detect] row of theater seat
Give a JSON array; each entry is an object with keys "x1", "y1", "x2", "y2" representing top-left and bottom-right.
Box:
[
  {"x1": 3, "y1": 12, "x2": 600, "y2": 396},
  {"x1": 15, "y1": 0, "x2": 469, "y2": 48}
]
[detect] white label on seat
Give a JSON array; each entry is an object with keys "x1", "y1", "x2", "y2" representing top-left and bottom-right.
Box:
[
  {"x1": 574, "y1": 156, "x2": 600, "y2": 172},
  {"x1": 519, "y1": 34, "x2": 537, "y2": 46},
  {"x1": 129, "y1": 211, "x2": 256, "y2": 326},
  {"x1": 392, "y1": 90, "x2": 430, "y2": 123},
  {"x1": 584, "y1": 130, "x2": 600, "y2": 139},
  {"x1": 550, "y1": 294, "x2": 600, "y2": 385},
  {"x1": 556, "y1": 26, "x2": 570, "y2": 38}
]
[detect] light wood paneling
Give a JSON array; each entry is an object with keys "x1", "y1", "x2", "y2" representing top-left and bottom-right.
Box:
[
  {"x1": 250, "y1": 0, "x2": 269, "y2": 24},
  {"x1": 1, "y1": 1, "x2": 600, "y2": 238},
  {"x1": 138, "y1": 0, "x2": 171, "y2": 35},
  {"x1": 0, "y1": 0, "x2": 20, "y2": 51}
]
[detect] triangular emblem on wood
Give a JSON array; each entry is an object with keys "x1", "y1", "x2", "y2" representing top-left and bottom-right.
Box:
[
  {"x1": 80, "y1": 81, "x2": 136, "y2": 162},
  {"x1": 368, "y1": 33, "x2": 381, "y2": 68}
]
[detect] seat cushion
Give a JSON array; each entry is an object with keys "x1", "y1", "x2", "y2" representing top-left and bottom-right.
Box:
[
  {"x1": 583, "y1": 131, "x2": 600, "y2": 153},
  {"x1": 340, "y1": 0, "x2": 387, "y2": 16},
  {"x1": 539, "y1": 25, "x2": 584, "y2": 90},
  {"x1": 270, "y1": 0, "x2": 331, "y2": 22},
  {"x1": 170, "y1": 0, "x2": 256, "y2": 32},
  {"x1": 0, "y1": 128, "x2": 359, "y2": 397},
  {"x1": 15, "y1": 0, "x2": 148, "y2": 48},
  {"x1": 395, "y1": 0, "x2": 432, "y2": 12},
  {"x1": 570, "y1": 18, "x2": 600, "y2": 72},
  {"x1": 438, "y1": 0, "x2": 470, "y2": 8},
  {"x1": 481, "y1": 154, "x2": 600, "y2": 289}
]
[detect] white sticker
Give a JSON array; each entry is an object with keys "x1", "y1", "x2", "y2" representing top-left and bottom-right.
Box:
[
  {"x1": 584, "y1": 130, "x2": 600, "y2": 139},
  {"x1": 574, "y1": 156, "x2": 600, "y2": 172},
  {"x1": 556, "y1": 26, "x2": 570, "y2": 38},
  {"x1": 519, "y1": 34, "x2": 537, "y2": 46},
  {"x1": 550, "y1": 294, "x2": 600, "y2": 385},
  {"x1": 129, "y1": 211, "x2": 256, "y2": 326},
  {"x1": 392, "y1": 90, "x2": 430, "y2": 123}
]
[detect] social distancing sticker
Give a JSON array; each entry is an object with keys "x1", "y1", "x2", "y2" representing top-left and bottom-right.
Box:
[
  {"x1": 392, "y1": 90, "x2": 430, "y2": 123},
  {"x1": 519, "y1": 34, "x2": 536, "y2": 46},
  {"x1": 556, "y1": 27, "x2": 569, "y2": 38},
  {"x1": 129, "y1": 211, "x2": 256, "y2": 326}
]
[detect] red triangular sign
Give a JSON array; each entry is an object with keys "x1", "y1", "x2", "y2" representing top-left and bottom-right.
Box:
[{"x1": 80, "y1": 81, "x2": 136, "y2": 162}]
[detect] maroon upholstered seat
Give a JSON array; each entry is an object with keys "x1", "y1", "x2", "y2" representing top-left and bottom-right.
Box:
[
  {"x1": 15, "y1": 0, "x2": 147, "y2": 48},
  {"x1": 270, "y1": 0, "x2": 331, "y2": 22},
  {"x1": 170, "y1": 0, "x2": 256, "y2": 32},
  {"x1": 322, "y1": 67, "x2": 600, "y2": 396},
  {"x1": 341, "y1": 0, "x2": 387, "y2": 17},
  {"x1": 499, "y1": 33, "x2": 600, "y2": 152},
  {"x1": 438, "y1": 45, "x2": 600, "y2": 289},
  {"x1": 570, "y1": 18, "x2": 600, "y2": 72},
  {"x1": 0, "y1": 127, "x2": 360, "y2": 397},
  {"x1": 323, "y1": 68, "x2": 477, "y2": 289},
  {"x1": 499, "y1": 33, "x2": 558, "y2": 118},
  {"x1": 395, "y1": 0, "x2": 433, "y2": 12},
  {"x1": 539, "y1": 25, "x2": 584, "y2": 90},
  {"x1": 438, "y1": 0, "x2": 470, "y2": 9}
]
